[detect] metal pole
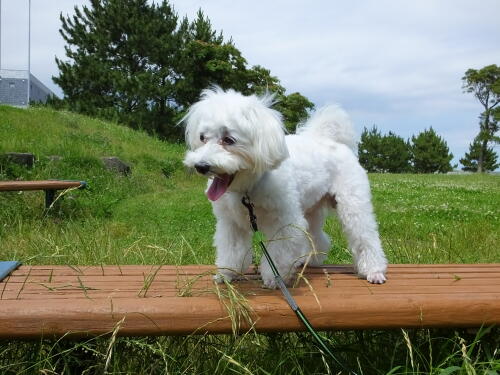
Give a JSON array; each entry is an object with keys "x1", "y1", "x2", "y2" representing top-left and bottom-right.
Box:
[{"x1": 27, "y1": 0, "x2": 31, "y2": 106}]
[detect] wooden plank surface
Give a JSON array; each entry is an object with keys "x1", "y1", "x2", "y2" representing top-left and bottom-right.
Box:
[
  {"x1": 1, "y1": 264, "x2": 499, "y2": 338},
  {"x1": 0, "y1": 180, "x2": 84, "y2": 192}
]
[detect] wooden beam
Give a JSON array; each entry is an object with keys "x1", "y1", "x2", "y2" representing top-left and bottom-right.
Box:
[
  {"x1": 1, "y1": 264, "x2": 499, "y2": 338},
  {"x1": 0, "y1": 180, "x2": 85, "y2": 192}
]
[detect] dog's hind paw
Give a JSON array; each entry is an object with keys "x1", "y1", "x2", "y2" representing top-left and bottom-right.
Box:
[
  {"x1": 367, "y1": 271, "x2": 387, "y2": 284},
  {"x1": 213, "y1": 273, "x2": 228, "y2": 284},
  {"x1": 262, "y1": 278, "x2": 278, "y2": 289}
]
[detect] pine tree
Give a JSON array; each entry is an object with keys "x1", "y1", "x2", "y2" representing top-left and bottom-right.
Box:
[
  {"x1": 359, "y1": 126, "x2": 383, "y2": 172},
  {"x1": 358, "y1": 126, "x2": 411, "y2": 173},
  {"x1": 460, "y1": 137, "x2": 499, "y2": 172},
  {"x1": 411, "y1": 127, "x2": 454, "y2": 173},
  {"x1": 380, "y1": 132, "x2": 412, "y2": 173},
  {"x1": 54, "y1": 0, "x2": 181, "y2": 136}
]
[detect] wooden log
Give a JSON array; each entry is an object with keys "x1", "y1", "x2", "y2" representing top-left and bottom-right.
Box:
[{"x1": 0, "y1": 264, "x2": 499, "y2": 338}]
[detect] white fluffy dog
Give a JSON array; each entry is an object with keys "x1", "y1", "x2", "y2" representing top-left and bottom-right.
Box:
[{"x1": 183, "y1": 87, "x2": 387, "y2": 288}]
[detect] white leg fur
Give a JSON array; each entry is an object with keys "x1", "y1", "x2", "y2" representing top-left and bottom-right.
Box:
[
  {"x1": 259, "y1": 213, "x2": 311, "y2": 288},
  {"x1": 213, "y1": 217, "x2": 253, "y2": 283},
  {"x1": 305, "y1": 204, "x2": 330, "y2": 267},
  {"x1": 332, "y1": 162, "x2": 387, "y2": 283}
]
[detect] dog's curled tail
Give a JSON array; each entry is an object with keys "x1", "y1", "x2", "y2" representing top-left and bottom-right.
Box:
[{"x1": 296, "y1": 105, "x2": 357, "y2": 152}]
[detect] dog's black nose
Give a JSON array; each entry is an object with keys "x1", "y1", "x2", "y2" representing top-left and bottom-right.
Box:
[{"x1": 194, "y1": 162, "x2": 211, "y2": 175}]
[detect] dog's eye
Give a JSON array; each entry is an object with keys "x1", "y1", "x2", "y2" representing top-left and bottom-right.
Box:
[
  {"x1": 222, "y1": 136, "x2": 236, "y2": 145},
  {"x1": 199, "y1": 134, "x2": 205, "y2": 142}
]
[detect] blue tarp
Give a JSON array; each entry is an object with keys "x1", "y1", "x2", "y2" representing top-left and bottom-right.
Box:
[{"x1": 0, "y1": 261, "x2": 21, "y2": 281}]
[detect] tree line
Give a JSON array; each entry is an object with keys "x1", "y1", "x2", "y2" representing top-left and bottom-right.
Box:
[{"x1": 358, "y1": 126, "x2": 498, "y2": 173}]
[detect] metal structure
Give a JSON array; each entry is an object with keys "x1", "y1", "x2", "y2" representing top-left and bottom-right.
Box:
[{"x1": 0, "y1": 0, "x2": 55, "y2": 107}]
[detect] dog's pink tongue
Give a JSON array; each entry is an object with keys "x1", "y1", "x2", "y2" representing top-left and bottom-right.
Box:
[{"x1": 207, "y1": 174, "x2": 232, "y2": 201}]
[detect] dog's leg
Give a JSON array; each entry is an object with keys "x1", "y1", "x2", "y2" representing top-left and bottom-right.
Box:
[
  {"x1": 305, "y1": 203, "x2": 330, "y2": 267},
  {"x1": 259, "y1": 214, "x2": 311, "y2": 288},
  {"x1": 332, "y1": 165, "x2": 387, "y2": 284},
  {"x1": 213, "y1": 217, "x2": 253, "y2": 283}
]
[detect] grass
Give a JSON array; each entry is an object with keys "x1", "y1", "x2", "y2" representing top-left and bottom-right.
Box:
[{"x1": 0, "y1": 105, "x2": 499, "y2": 374}]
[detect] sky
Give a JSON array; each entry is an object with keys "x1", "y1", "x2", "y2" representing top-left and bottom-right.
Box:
[{"x1": 1, "y1": 0, "x2": 499, "y2": 168}]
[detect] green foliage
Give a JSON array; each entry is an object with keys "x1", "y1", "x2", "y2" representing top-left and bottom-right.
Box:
[
  {"x1": 53, "y1": 1, "x2": 313, "y2": 140},
  {"x1": 2, "y1": 328, "x2": 499, "y2": 374},
  {"x1": 359, "y1": 126, "x2": 458, "y2": 174},
  {"x1": 462, "y1": 64, "x2": 500, "y2": 113},
  {"x1": 160, "y1": 157, "x2": 184, "y2": 178},
  {"x1": 173, "y1": 10, "x2": 248, "y2": 109},
  {"x1": 275, "y1": 92, "x2": 315, "y2": 132},
  {"x1": 54, "y1": 0, "x2": 181, "y2": 138},
  {"x1": 462, "y1": 64, "x2": 500, "y2": 172},
  {"x1": 460, "y1": 137, "x2": 499, "y2": 172},
  {"x1": 245, "y1": 65, "x2": 285, "y2": 96},
  {"x1": 358, "y1": 126, "x2": 412, "y2": 173},
  {"x1": 411, "y1": 127, "x2": 454, "y2": 173},
  {"x1": 358, "y1": 126, "x2": 382, "y2": 172}
]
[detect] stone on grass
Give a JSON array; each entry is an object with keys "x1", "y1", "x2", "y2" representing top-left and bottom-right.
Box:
[
  {"x1": 101, "y1": 157, "x2": 131, "y2": 176},
  {"x1": 4, "y1": 152, "x2": 35, "y2": 168}
]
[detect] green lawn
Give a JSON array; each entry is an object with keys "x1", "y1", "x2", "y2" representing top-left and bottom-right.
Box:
[{"x1": 1, "y1": 105, "x2": 499, "y2": 374}]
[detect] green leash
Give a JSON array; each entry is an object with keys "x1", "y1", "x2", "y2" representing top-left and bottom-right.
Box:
[{"x1": 241, "y1": 195, "x2": 357, "y2": 374}]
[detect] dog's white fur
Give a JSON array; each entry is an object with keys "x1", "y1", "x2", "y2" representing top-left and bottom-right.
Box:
[{"x1": 183, "y1": 87, "x2": 387, "y2": 287}]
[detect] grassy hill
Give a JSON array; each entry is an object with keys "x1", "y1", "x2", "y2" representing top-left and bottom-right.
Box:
[
  {"x1": 0, "y1": 105, "x2": 499, "y2": 374},
  {"x1": 0, "y1": 105, "x2": 216, "y2": 266}
]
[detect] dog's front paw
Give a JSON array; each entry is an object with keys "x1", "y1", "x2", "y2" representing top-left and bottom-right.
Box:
[
  {"x1": 366, "y1": 271, "x2": 387, "y2": 284},
  {"x1": 213, "y1": 268, "x2": 241, "y2": 284},
  {"x1": 260, "y1": 262, "x2": 297, "y2": 289},
  {"x1": 262, "y1": 277, "x2": 278, "y2": 289}
]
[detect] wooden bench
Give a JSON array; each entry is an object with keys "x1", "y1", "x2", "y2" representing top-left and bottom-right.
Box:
[
  {"x1": 1, "y1": 264, "x2": 499, "y2": 338},
  {"x1": 0, "y1": 180, "x2": 87, "y2": 208}
]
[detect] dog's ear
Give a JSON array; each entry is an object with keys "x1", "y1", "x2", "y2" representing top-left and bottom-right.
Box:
[
  {"x1": 182, "y1": 103, "x2": 202, "y2": 150},
  {"x1": 247, "y1": 96, "x2": 289, "y2": 173}
]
